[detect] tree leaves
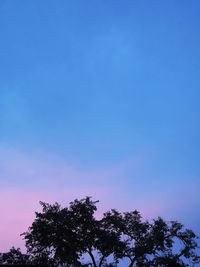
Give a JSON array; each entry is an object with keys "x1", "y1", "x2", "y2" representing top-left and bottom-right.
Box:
[{"x1": 1, "y1": 196, "x2": 199, "y2": 267}]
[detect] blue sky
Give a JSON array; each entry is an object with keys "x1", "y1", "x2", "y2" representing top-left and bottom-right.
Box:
[{"x1": 0, "y1": 0, "x2": 200, "y2": 251}]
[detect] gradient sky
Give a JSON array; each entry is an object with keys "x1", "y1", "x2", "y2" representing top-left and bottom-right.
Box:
[{"x1": 0, "y1": 0, "x2": 200, "y2": 253}]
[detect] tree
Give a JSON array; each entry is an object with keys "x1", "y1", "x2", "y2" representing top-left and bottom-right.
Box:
[
  {"x1": 12, "y1": 196, "x2": 199, "y2": 267},
  {"x1": 102, "y1": 210, "x2": 200, "y2": 267},
  {"x1": 22, "y1": 201, "x2": 81, "y2": 266},
  {"x1": 149, "y1": 219, "x2": 200, "y2": 266},
  {"x1": 0, "y1": 247, "x2": 30, "y2": 265},
  {"x1": 22, "y1": 197, "x2": 124, "y2": 267}
]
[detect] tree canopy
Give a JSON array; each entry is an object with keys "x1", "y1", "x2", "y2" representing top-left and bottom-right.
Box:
[{"x1": 0, "y1": 197, "x2": 199, "y2": 266}]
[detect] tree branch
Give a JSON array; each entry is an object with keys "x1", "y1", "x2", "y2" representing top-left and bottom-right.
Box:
[
  {"x1": 99, "y1": 255, "x2": 105, "y2": 267},
  {"x1": 88, "y1": 249, "x2": 97, "y2": 267}
]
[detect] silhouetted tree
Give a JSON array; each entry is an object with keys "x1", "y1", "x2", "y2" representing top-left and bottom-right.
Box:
[
  {"x1": 22, "y1": 201, "x2": 81, "y2": 266},
  {"x1": 102, "y1": 210, "x2": 200, "y2": 267},
  {"x1": 0, "y1": 247, "x2": 29, "y2": 265},
  {"x1": 148, "y1": 218, "x2": 200, "y2": 266},
  {"x1": 1, "y1": 196, "x2": 198, "y2": 267},
  {"x1": 22, "y1": 197, "x2": 124, "y2": 267}
]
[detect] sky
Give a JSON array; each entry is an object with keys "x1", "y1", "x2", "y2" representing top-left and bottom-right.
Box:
[{"x1": 0, "y1": 0, "x2": 200, "y2": 253}]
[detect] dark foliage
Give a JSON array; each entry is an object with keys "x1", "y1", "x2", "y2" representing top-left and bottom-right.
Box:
[
  {"x1": 0, "y1": 247, "x2": 30, "y2": 265},
  {"x1": 0, "y1": 197, "x2": 199, "y2": 266}
]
